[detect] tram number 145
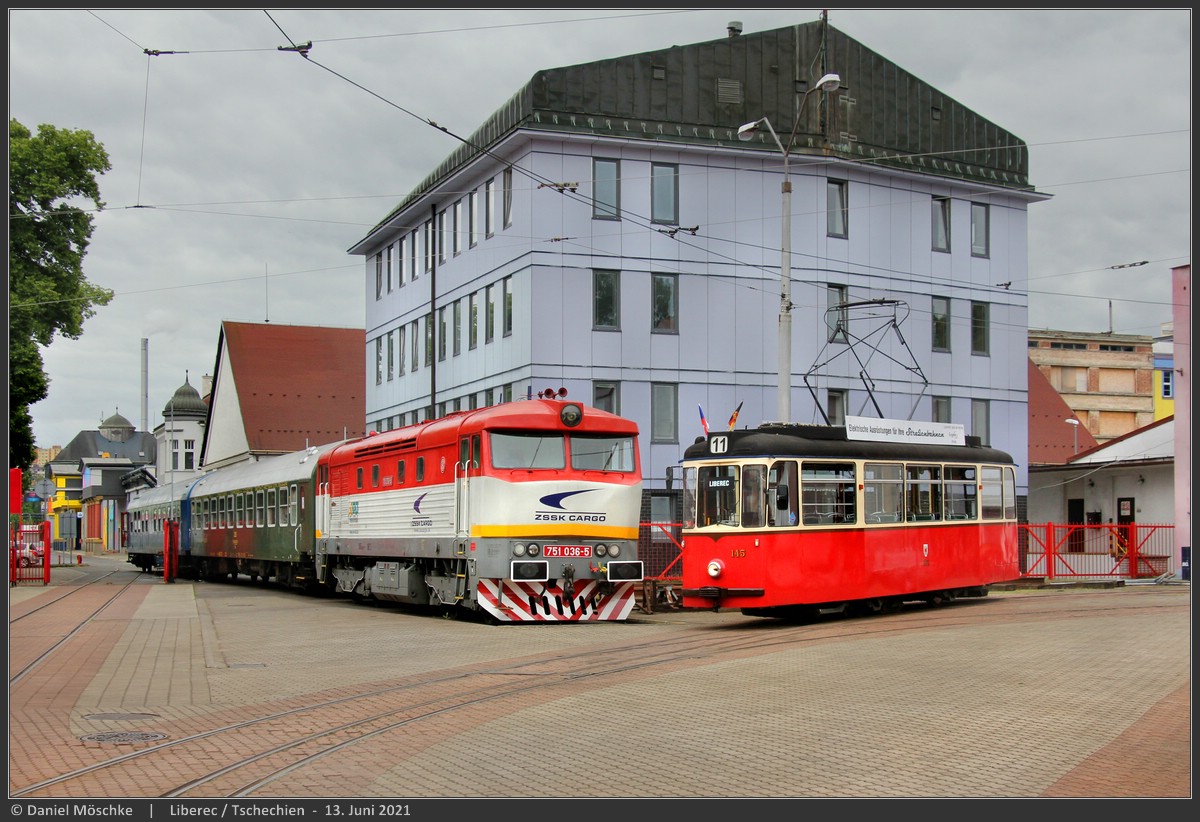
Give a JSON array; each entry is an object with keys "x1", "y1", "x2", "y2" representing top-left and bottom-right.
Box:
[{"x1": 731, "y1": 548, "x2": 746, "y2": 558}]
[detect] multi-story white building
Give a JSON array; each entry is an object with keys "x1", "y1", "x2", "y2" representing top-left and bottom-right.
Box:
[{"x1": 350, "y1": 18, "x2": 1045, "y2": 514}]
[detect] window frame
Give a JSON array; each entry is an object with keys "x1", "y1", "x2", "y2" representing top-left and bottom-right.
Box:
[
  {"x1": 971, "y1": 300, "x2": 990, "y2": 356},
  {"x1": 971, "y1": 202, "x2": 990, "y2": 257},
  {"x1": 651, "y1": 272, "x2": 678, "y2": 334},
  {"x1": 593, "y1": 269, "x2": 620, "y2": 330},
  {"x1": 650, "y1": 382, "x2": 678, "y2": 443},
  {"x1": 650, "y1": 162, "x2": 679, "y2": 225},
  {"x1": 593, "y1": 158, "x2": 620, "y2": 220},
  {"x1": 827, "y1": 179, "x2": 848, "y2": 238},
  {"x1": 932, "y1": 295, "x2": 951, "y2": 352},
  {"x1": 932, "y1": 196, "x2": 951, "y2": 252}
]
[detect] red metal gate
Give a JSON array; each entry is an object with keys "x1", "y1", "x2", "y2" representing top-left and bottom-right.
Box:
[{"x1": 9, "y1": 520, "x2": 51, "y2": 586}]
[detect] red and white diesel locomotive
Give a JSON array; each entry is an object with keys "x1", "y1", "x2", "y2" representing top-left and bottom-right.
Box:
[
  {"x1": 127, "y1": 396, "x2": 644, "y2": 622},
  {"x1": 679, "y1": 418, "x2": 1019, "y2": 617}
]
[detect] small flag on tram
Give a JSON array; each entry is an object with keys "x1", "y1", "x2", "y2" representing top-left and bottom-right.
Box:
[
  {"x1": 698, "y1": 404, "x2": 710, "y2": 436},
  {"x1": 727, "y1": 401, "x2": 743, "y2": 430}
]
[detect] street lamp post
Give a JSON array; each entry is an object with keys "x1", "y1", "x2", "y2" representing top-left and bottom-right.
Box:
[
  {"x1": 739, "y1": 72, "x2": 841, "y2": 424},
  {"x1": 1065, "y1": 417, "x2": 1080, "y2": 455}
]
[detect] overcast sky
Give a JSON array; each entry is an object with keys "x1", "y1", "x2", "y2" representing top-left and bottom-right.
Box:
[{"x1": 8, "y1": 8, "x2": 1191, "y2": 450}]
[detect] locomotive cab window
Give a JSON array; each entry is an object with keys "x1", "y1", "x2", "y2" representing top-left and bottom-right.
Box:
[
  {"x1": 489, "y1": 432, "x2": 566, "y2": 469},
  {"x1": 570, "y1": 434, "x2": 636, "y2": 472}
]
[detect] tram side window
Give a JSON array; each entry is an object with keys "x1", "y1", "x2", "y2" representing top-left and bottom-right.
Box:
[
  {"x1": 741, "y1": 464, "x2": 767, "y2": 528},
  {"x1": 801, "y1": 462, "x2": 857, "y2": 524},
  {"x1": 863, "y1": 462, "x2": 904, "y2": 523},
  {"x1": 905, "y1": 464, "x2": 942, "y2": 521},
  {"x1": 944, "y1": 465, "x2": 978, "y2": 520},
  {"x1": 980, "y1": 466, "x2": 1004, "y2": 519},
  {"x1": 697, "y1": 465, "x2": 739, "y2": 526},
  {"x1": 767, "y1": 460, "x2": 799, "y2": 527},
  {"x1": 1003, "y1": 467, "x2": 1017, "y2": 519}
]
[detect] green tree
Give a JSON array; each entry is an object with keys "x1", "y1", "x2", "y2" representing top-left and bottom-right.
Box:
[{"x1": 9, "y1": 119, "x2": 113, "y2": 479}]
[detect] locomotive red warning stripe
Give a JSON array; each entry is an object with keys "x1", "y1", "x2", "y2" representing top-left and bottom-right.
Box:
[{"x1": 477, "y1": 579, "x2": 637, "y2": 622}]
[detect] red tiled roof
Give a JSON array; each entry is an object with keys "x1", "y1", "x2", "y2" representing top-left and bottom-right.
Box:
[{"x1": 222, "y1": 321, "x2": 365, "y2": 453}]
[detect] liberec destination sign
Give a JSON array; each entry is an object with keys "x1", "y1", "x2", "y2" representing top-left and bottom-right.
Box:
[{"x1": 845, "y1": 415, "x2": 966, "y2": 447}]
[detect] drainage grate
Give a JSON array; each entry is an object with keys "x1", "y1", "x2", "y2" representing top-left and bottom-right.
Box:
[
  {"x1": 80, "y1": 731, "x2": 167, "y2": 744},
  {"x1": 83, "y1": 712, "x2": 161, "y2": 721}
]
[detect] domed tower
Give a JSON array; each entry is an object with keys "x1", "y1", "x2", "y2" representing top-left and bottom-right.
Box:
[
  {"x1": 99, "y1": 410, "x2": 136, "y2": 443},
  {"x1": 156, "y1": 373, "x2": 209, "y2": 478}
]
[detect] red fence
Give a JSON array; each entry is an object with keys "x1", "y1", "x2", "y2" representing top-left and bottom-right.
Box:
[
  {"x1": 1019, "y1": 522, "x2": 1176, "y2": 581},
  {"x1": 636, "y1": 521, "x2": 1179, "y2": 588}
]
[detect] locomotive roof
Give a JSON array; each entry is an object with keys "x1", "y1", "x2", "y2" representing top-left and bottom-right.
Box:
[{"x1": 682, "y1": 423, "x2": 1014, "y2": 465}]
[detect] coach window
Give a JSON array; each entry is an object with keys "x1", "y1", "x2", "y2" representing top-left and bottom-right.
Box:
[
  {"x1": 266, "y1": 488, "x2": 277, "y2": 526},
  {"x1": 767, "y1": 461, "x2": 799, "y2": 526},
  {"x1": 863, "y1": 463, "x2": 904, "y2": 524},
  {"x1": 233, "y1": 494, "x2": 241, "y2": 527},
  {"x1": 278, "y1": 486, "x2": 289, "y2": 526},
  {"x1": 944, "y1": 466, "x2": 978, "y2": 520},
  {"x1": 256, "y1": 490, "x2": 266, "y2": 527},
  {"x1": 905, "y1": 464, "x2": 942, "y2": 522},
  {"x1": 740, "y1": 464, "x2": 767, "y2": 529},
  {"x1": 356, "y1": 467, "x2": 364, "y2": 490},
  {"x1": 801, "y1": 462, "x2": 857, "y2": 524},
  {"x1": 218, "y1": 496, "x2": 226, "y2": 528}
]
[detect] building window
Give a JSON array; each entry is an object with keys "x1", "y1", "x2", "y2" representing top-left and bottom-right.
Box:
[
  {"x1": 399, "y1": 234, "x2": 408, "y2": 286},
  {"x1": 932, "y1": 196, "x2": 951, "y2": 252},
  {"x1": 397, "y1": 327, "x2": 406, "y2": 376},
  {"x1": 387, "y1": 329, "x2": 395, "y2": 380},
  {"x1": 485, "y1": 178, "x2": 495, "y2": 238},
  {"x1": 971, "y1": 399, "x2": 990, "y2": 446},
  {"x1": 932, "y1": 395, "x2": 951, "y2": 423},
  {"x1": 594, "y1": 382, "x2": 620, "y2": 414},
  {"x1": 650, "y1": 163, "x2": 678, "y2": 224},
  {"x1": 827, "y1": 180, "x2": 848, "y2": 238},
  {"x1": 386, "y1": 244, "x2": 394, "y2": 292},
  {"x1": 437, "y1": 211, "x2": 447, "y2": 264},
  {"x1": 502, "y1": 276, "x2": 513, "y2": 337},
  {"x1": 485, "y1": 284, "x2": 495, "y2": 343},
  {"x1": 593, "y1": 158, "x2": 620, "y2": 219},
  {"x1": 453, "y1": 199, "x2": 462, "y2": 256},
  {"x1": 651, "y1": 382, "x2": 678, "y2": 443},
  {"x1": 375, "y1": 336, "x2": 383, "y2": 385},
  {"x1": 971, "y1": 202, "x2": 989, "y2": 257},
  {"x1": 410, "y1": 322, "x2": 419, "y2": 372},
  {"x1": 453, "y1": 299, "x2": 462, "y2": 356},
  {"x1": 424, "y1": 219, "x2": 434, "y2": 273},
  {"x1": 424, "y1": 312, "x2": 433, "y2": 367},
  {"x1": 932, "y1": 296, "x2": 951, "y2": 351},
  {"x1": 468, "y1": 189, "x2": 478, "y2": 248},
  {"x1": 827, "y1": 389, "x2": 847, "y2": 426},
  {"x1": 438, "y1": 308, "x2": 447, "y2": 361},
  {"x1": 469, "y1": 292, "x2": 479, "y2": 350},
  {"x1": 409, "y1": 228, "x2": 419, "y2": 282},
  {"x1": 593, "y1": 269, "x2": 620, "y2": 329},
  {"x1": 1162, "y1": 368, "x2": 1174, "y2": 399},
  {"x1": 971, "y1": 301, "x2": 990, "y2": 356},
  {"x1": 827, "y1": 284, "x2": 848, "y2": 343},
  {"x1": 502, "y1": 166, "x2": 513, "y2": 229},
  {"x1": 374, "y1": 252, "x2": 383, "y2": 300},
  {"x1": 652, "y1": 273, "x2": 678, "y2": 333}
]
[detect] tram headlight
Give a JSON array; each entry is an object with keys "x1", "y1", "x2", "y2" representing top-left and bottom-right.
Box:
[
  {"x1": 607, "y1": 544, "x2": 621, "y2": 558},
  {"x1": 706, "y1": 559, "x2": 724, "y2": 579},
  {"x1": 527, "y1": 544, "x2": 541, "y2": 557},
  {"x1": 513, "y1": 543, "x2": 527, "y2": 557},
  {"x1": 595, "y1": 544, "x2": 608, "y2": 557}
]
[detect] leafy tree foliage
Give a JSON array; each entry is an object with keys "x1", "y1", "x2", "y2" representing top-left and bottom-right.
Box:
[{"x1": 9, "y1": 119, "x2": 113, "y2": 478}]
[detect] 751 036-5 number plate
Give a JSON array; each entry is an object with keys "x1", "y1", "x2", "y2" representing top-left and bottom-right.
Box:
[{"x1": 542, "y1": 545, "x2": 592, "y2": 558}]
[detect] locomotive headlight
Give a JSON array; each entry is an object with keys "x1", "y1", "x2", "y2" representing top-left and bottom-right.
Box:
[
  {"x1": 513, "y1": 543, "x2": 527, "y2": 557},
  {"x1": 560, "y1": 403, "x2": 583, "y2": 427},
  {"x1": 594, "y1": 544, "x2": 608, "y2": 557},
  {"x1": 607, "y1": 544, "x2": 621, "y2": 558},
  {"x1": 706, "y1": 559, "x2": 724, "y2": 579},
  {"x1": 527, "y1": 544, "x2": 541, "y2": 556}
]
